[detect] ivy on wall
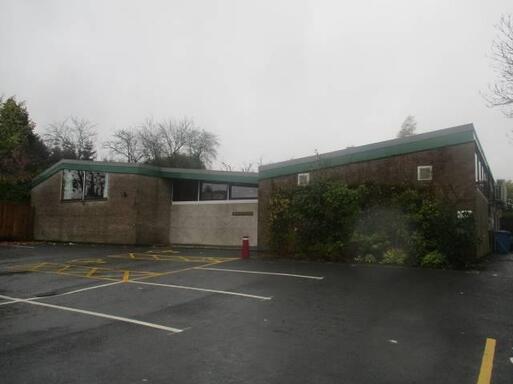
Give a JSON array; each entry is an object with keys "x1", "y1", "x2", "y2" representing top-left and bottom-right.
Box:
[{"x1": 268, "y1": 181, "x2": 478, "y2": 269}]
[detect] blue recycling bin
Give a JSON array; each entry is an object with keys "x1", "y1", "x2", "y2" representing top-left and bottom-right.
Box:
[{"x1": 495, "y1": 231, "x2": 512, "y2": 254}]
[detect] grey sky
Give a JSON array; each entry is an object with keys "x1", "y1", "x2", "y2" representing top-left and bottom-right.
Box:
[{"x1": 1, "y1": 0, "x2": 512, "y2": 179}]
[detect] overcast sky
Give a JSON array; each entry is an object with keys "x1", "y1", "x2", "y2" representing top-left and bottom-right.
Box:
[{"x1": 1, "y1": 0, "x2": 512, "y2": 178}]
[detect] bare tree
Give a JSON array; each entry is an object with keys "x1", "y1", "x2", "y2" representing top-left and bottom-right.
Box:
[
  {"x1": 186, "y1": 129, "x2": 219, "y2": 167},
  {"x1": 485, "y1": 15, "x2": 513, "y2": 117},
  {"x1": 158, "y1": 118, "x2": 194, "y2": 157},
  {"x1": 220, "y1": 162, "x2": 233, "y2": 171},
  {"x1": 240, "y1": 162, "x2": 254, "y2": 173},
  {"x1": 45, "y1": 117, "x2": 97, "y2": 160},
  {"x1": 138, "y1": 118, "x2": 164, "y2": 162},
  {"x1": 134, "y1": 117, "x2": 219, "y2": 168},
  {"x1": 103, "y1": 128, "x2": 144, "y2": 163},
  {"x1": 397, "y1": 115, "x2": 417, "y2": 138}
]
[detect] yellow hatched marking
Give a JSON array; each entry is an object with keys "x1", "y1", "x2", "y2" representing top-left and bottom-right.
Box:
[
  {"x1": 86, "y1": 268, "x2": 98, "y2": 278},
  {"x1": 8, "y1": 261, "x2": 160, "y2": 283},
  {"x1": 477, "y1": 338, "x2": 496, "y2": 384},
  {"x1": 68, "y1": 258, "x2": 107, "y2": 265},
  {"x1": 57, "y1": 265, "x2": 72, "y2": 273},
  {"x1": 30, "y1": 262, "x2": 47, "y2": 271},
  {"x1": 108, "y1": 253, "x2": 236, "y2": 263},
  {"x1": 36, "y1": 269, "x2": 118, "y2": 282},
  {"x1": 146, "y1": 249, "x2": 180, "y2": 254},
  {"x1": 130, "y1": 258, "x2": 237, "y2": 282}
]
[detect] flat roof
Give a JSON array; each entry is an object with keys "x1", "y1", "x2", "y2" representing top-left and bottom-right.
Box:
[
  {"x1": 32, "y1": 160, "x2": 259, "y2": 187},
  {"x1": 259, "y1": 123, "x2": 492, "y2": 179}
]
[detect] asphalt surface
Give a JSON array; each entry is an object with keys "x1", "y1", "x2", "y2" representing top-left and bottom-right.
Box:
[{"x1": 0, "y1": 242, "x2": 512, "y2": 384}]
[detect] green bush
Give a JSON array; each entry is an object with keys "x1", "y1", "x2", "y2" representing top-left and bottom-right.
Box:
[
  {"x1": 348, "y1": 232, "x2": 390, "y2": 259},
  {"x1": 420, "y1": 251, "x2": 447, "y2": 268},
  {"x1": 381, "y1": 248, "x2": 408, "y2": 265},
  {"x1": 269, "y1": 181, "x2": 360, "y2": 260},
  {"x1": 268, "y1": 181, "x2": 478, "y2": 268}
]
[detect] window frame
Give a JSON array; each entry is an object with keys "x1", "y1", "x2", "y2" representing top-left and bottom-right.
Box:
[
  {"x1": 229, "y1": 184, "x2": 258, "y2": 200},
  {"x1": 172, "y1": 180, "x2": 258, "y2": 203},
  {"x1": 61, "y1": 170, "x2": 109, "y2": 202},
  {"x1": 416, "y1": 165, "x2": 432, "y2": 181},
  {"x1": 297, "y1": 172, "x2": 310, "y2": 186},
  {"x1": 200, "y1": 181, "x2": 229, "y2": 201}
]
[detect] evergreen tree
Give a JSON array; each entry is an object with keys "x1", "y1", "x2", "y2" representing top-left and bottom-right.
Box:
[{"x1": 0, "y1": 96, "x2": 50, "y2": 201}]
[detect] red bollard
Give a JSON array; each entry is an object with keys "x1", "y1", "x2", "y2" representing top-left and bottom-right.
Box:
[{"x1": 241, "y1": 236, "x2": 250, "y2": 259}]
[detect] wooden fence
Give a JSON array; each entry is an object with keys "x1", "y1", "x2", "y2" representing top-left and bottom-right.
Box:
[{"x1": 0, "y1": 201, "x2": 34, "y2": 241}]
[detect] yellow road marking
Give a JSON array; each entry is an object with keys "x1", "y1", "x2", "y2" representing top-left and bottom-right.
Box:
[
  {"x1": 57, "y1": 265, "x2": 72, "y2": 273},
  {"x1": 122, "y1": 271, "x2": 130, "y2": 282},
  {"x1": 146, "y1": 249, "x2": 180, "y2": 254},
  {"x1": 29, "y1": 262, "x2": 47, "y2": 271},
  {"x1": 130, "y1": 258, "x2": 238, "y2": 282},
  {"x1": 86, "y1": 268, "x2": 97, "y2": 278},
  {"x1": 477, "y1": 338, "x2": 496, "y2": 384},
  {"x1": 69, "y1": 258, "x2": 107, "y2": 265},
  {"x1": 108, "y1": 253, "x2": 237, "y2": 263},
  {"x1": 37, "y1": 269, "x2": 118, "y2": 282}
]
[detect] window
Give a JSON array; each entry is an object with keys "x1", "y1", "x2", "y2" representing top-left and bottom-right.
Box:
[
  {"x1": 417, "y1": 166, "x2": 432, "y2": 181},
  {"x1": 230, "y1": 184, "x2": 258, "y2": 200},
  {"x1": 200, "y1": 182, "x2": 228, "y2": 201},
  {"x1": 172, "y1": 180, "x2": 199, "y2": 201},
  {"x1": 475, "y1": 152, "x2": 493, "y2": 198},
  {"x1": 62, "y1": 170, "x2": 84, "y2": 200},
  {"x1": 62, "y1": 170, "x2": 108, "y2": 201},
  {"x1": 84, "y1": 172, "x2": 107, "y2": 200},
  {"x1": 297, "y1": 173, "x2": 310, "y2": 186}
]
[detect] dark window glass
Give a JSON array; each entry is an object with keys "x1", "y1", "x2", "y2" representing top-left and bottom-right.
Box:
[
  {"x1": 173, "y1": 180, "x2": 199, "y2": 201},
  {"x1": 62, "y1": 170, "x2": 84, "y2": 200},
  {"x1": 84, "y1": 172, "x2": 107, "y2": 199},
  {"x1": 230, "y1": 185, "x2": 258, "y2": 199},
  {"x1": 200, "y1": 182, "x2": 228, "y2": 201}
]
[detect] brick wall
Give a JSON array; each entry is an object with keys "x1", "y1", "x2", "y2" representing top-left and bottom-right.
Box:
[
  {"x1": 258, "y1": 142, "x2": 478, "y2": 250},
  {"x1": 31, "y1": 172, "x2": 171, "y2": 245}
]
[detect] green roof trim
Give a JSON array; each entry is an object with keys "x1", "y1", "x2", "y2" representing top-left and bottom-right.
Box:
[
  {"x1": 32, "y1": 160, "x2": 259, "y2": 187},
  {"x1": 259, "y1": 124, "x2": 479, "y2": 179}
]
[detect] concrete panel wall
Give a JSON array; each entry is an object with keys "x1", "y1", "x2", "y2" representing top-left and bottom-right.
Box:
[
  {"x1": 170, "y1": 201, "x2": 258, "y2": 246},
  {"x1": 31, "y1": 172, "x2": 171, "y2": 245}
]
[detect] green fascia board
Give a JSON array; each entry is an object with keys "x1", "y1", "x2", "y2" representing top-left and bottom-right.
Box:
[
  {"x1": 259, "y1": 127, "x2": 476, "y2": 179},
  {"x1": 32, "y1": 160, "x2": 258, "y2": 187}
]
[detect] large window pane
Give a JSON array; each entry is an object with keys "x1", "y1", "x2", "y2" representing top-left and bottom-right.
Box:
[
  {"x1": 173, "y1": 180, "x2": 199, "y2": 201},
  {"x1": 230, "y1": 184, "x2": 257, "y2": 199},
  {"x1": 84, "y1": 172, "x2": 107, "y2": 200},
  {"x1": 62, "y1": 170, "x2": 84, "y2": 200},
  {"x1": 200, "y1": 182, "x2": 228, "y2": 201}
]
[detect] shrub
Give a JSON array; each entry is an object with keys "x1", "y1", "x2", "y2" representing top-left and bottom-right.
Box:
[
  {"x1": 381, "y1": 248, "x2": 408, "y2": 265},
  {"x1": 348, "y1": 232, "x2": 390, "y2": 259},
  {"x1": 421, "y1": 251, "x2": 447, "y2": 268},
  {"x1": 269, "y1": 181, "x2": 360, "y2": 260},
  {"x1": 268, "y1": 181, "x2": 479, "y2": 268}
]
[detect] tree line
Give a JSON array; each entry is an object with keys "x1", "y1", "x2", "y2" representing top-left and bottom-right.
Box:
[{"x1": 0, "y1": 96, "x2": 219, "y2": 201}]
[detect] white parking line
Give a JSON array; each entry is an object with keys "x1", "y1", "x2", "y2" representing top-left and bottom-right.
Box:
[
  {"x1": 127, "y1": 280, "x2": 272, "y2": 301},
  {"x1": 0, "y1": 294, "x2": 183, "y2": 333},
  {"x1": 0, "y1": 300, "x2": 20, "y2": 306},
  {"x1": 28, "y1": 281, "x2": 123, "y2": 300},
  {"x1": 195, "y1": 267, "x2": 325, "y2": 280}
]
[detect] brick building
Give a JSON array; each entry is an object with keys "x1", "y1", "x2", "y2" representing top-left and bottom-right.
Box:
[
  {"x1": 31, "y1": 161, "x2": 258, "y2": 246},
  {"x1": 257, "y1": 124, "x2": 499, "y2": 257},
  {"x1": 32, "y1": 123, "x2": 500, "y2": 256}
]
